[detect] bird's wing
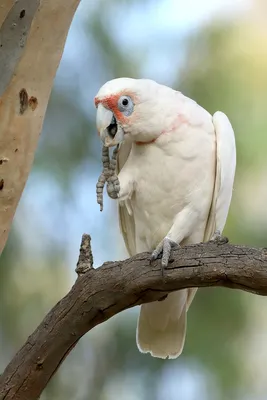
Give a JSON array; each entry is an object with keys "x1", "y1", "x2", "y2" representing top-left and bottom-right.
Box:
[
  {"x1": 117, "y1": 139, "x2": 136, "y2": 256},
  {"x1": 204, "y1": 111, "x2": 236, "y2": 241},
  {"x1": 187, "y1": 111, "x2": 236, "y2": 310}
]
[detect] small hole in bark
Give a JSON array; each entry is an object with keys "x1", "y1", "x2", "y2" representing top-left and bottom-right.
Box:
[
  {"x1": 0, "y1": 179, "x2": 4, "y2": 190},
  {"x1": 15, "y1": 149, "x2": 18, "y2": 152},
  {"x1": 20, "y1": 10, "x2": 25, "y2": 18}
]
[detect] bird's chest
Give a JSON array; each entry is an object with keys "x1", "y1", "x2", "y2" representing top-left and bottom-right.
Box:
[
  {"x1": 128, "y1": 145, "x2": 192, "y2": 246},
  {"x1": 126, "y1": 132, "x2": 215, "y2": 249},
  {"x1": 131, "y1": 145, "x2": 189, "y2": 224}
]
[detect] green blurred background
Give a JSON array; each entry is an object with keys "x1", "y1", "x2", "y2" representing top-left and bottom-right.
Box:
[{"x1": 1, "y1": 0, "x2": 267, "y2": 399}]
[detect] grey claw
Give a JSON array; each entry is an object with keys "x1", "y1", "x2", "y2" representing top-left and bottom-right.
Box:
[
  {"x1": 151, "y1": 238, "x2": 179, "y2": 275},
  {"x1": 210, "y1": 230, "x2": 228, "y2": 244},
  {"x1": 211, "y1": 230, "x2": 221, "y2": 241},
  {"x1": 151, "y1": 242, "x2": 163, "y2": 261},
  {"x1": 161, "y1": 239, "x2": 172, "y2": 267}
]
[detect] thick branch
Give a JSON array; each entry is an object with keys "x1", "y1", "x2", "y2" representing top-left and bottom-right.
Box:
[
  {"x1": 1, "y1": 238, "x2": 267, "y2": 399},
  {"x1": 0, "y1": 0, "x2": 80, "y2": 254}
]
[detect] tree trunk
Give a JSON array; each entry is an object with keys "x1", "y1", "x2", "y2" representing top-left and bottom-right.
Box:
[{"x1": 0, "y1": 0, "x2": 80, "y2": 254}]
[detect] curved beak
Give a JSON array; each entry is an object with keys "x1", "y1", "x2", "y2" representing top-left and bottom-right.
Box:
[{"x1": 96, "y1": 103, "x2": 124, "y2": 147}]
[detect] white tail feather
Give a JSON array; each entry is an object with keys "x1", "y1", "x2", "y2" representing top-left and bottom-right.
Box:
[{"x1": 136, "y1": 290, "x2": 188, "y2": 359}]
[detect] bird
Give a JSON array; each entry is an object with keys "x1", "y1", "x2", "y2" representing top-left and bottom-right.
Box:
[{"x1": 94, "y1": 77, "x2": 236, "y2": 359}]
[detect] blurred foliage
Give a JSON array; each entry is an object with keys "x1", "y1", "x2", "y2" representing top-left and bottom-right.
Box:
[{"x1": 1, "y1": 1, "x2": 267, "y2": 400}]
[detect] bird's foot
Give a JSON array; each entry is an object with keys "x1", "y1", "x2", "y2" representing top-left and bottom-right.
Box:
[
  {"x1": 151, "y1": 237, "x2": 179, "y2": 276},
  {"x1": 210, "y1": 230, "x2": 229, "y2": 245}
]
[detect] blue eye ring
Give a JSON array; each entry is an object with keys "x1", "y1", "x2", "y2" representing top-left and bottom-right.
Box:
[{"x1": 118, "y1": 95, "x2": 134, "y2": 116}]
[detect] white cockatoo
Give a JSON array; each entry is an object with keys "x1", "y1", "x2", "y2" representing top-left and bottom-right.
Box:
[{"x1": 95, "y1": 78, "x2": 236, "y2": 359}]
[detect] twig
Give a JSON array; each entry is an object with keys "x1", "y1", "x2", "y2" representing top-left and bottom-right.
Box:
[{"x1": 75, "y1": 234, "x2": 93, "y2": 275}]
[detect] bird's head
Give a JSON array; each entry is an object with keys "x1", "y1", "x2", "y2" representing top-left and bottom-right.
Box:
[{"x1": 94, "y1": 77, "x2": 177, "y2": 147}]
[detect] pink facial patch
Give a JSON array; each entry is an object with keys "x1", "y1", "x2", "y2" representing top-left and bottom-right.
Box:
[{"x1": 95, "y1": 90, "x2": 137, "y2": 125}]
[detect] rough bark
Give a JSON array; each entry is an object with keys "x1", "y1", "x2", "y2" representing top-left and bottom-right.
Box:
[
  {"x1": 1, "y1": 236, "x2": 267, "y2": 400},
  {"x1": 0, "y1": 0, "x2": 80, "y2": 254}
]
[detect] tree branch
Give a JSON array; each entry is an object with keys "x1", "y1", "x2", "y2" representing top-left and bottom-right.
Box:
[
  {"x1": 0, "y1": 0, "x2": 80, "y2": 254},
  {"x1": 0, "y1": 236, "x2": 267, "y2": 399}
]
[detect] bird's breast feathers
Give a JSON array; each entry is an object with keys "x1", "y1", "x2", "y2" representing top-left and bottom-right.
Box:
[{"x1": 118, "y1": 121, "x2": 216, "y2": 250}]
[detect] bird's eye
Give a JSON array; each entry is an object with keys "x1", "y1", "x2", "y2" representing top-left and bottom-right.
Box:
[{"x1": 118, "y1": 95, "x2": 134, "y2": 116}]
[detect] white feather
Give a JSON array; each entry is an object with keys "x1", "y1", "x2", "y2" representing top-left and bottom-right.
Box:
[
  {"x1": 111, "y1": 80, "x2": 236, "y2": 359},
  {"x1": 211, "y1": 111, "x2": 236, "y2": 234},
  {"x1": 187, "y1": 112, "x2": 236, "y2": 312},
  {"x1": 117, "y1": 137, "x2": 136, "y2": 257}
]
